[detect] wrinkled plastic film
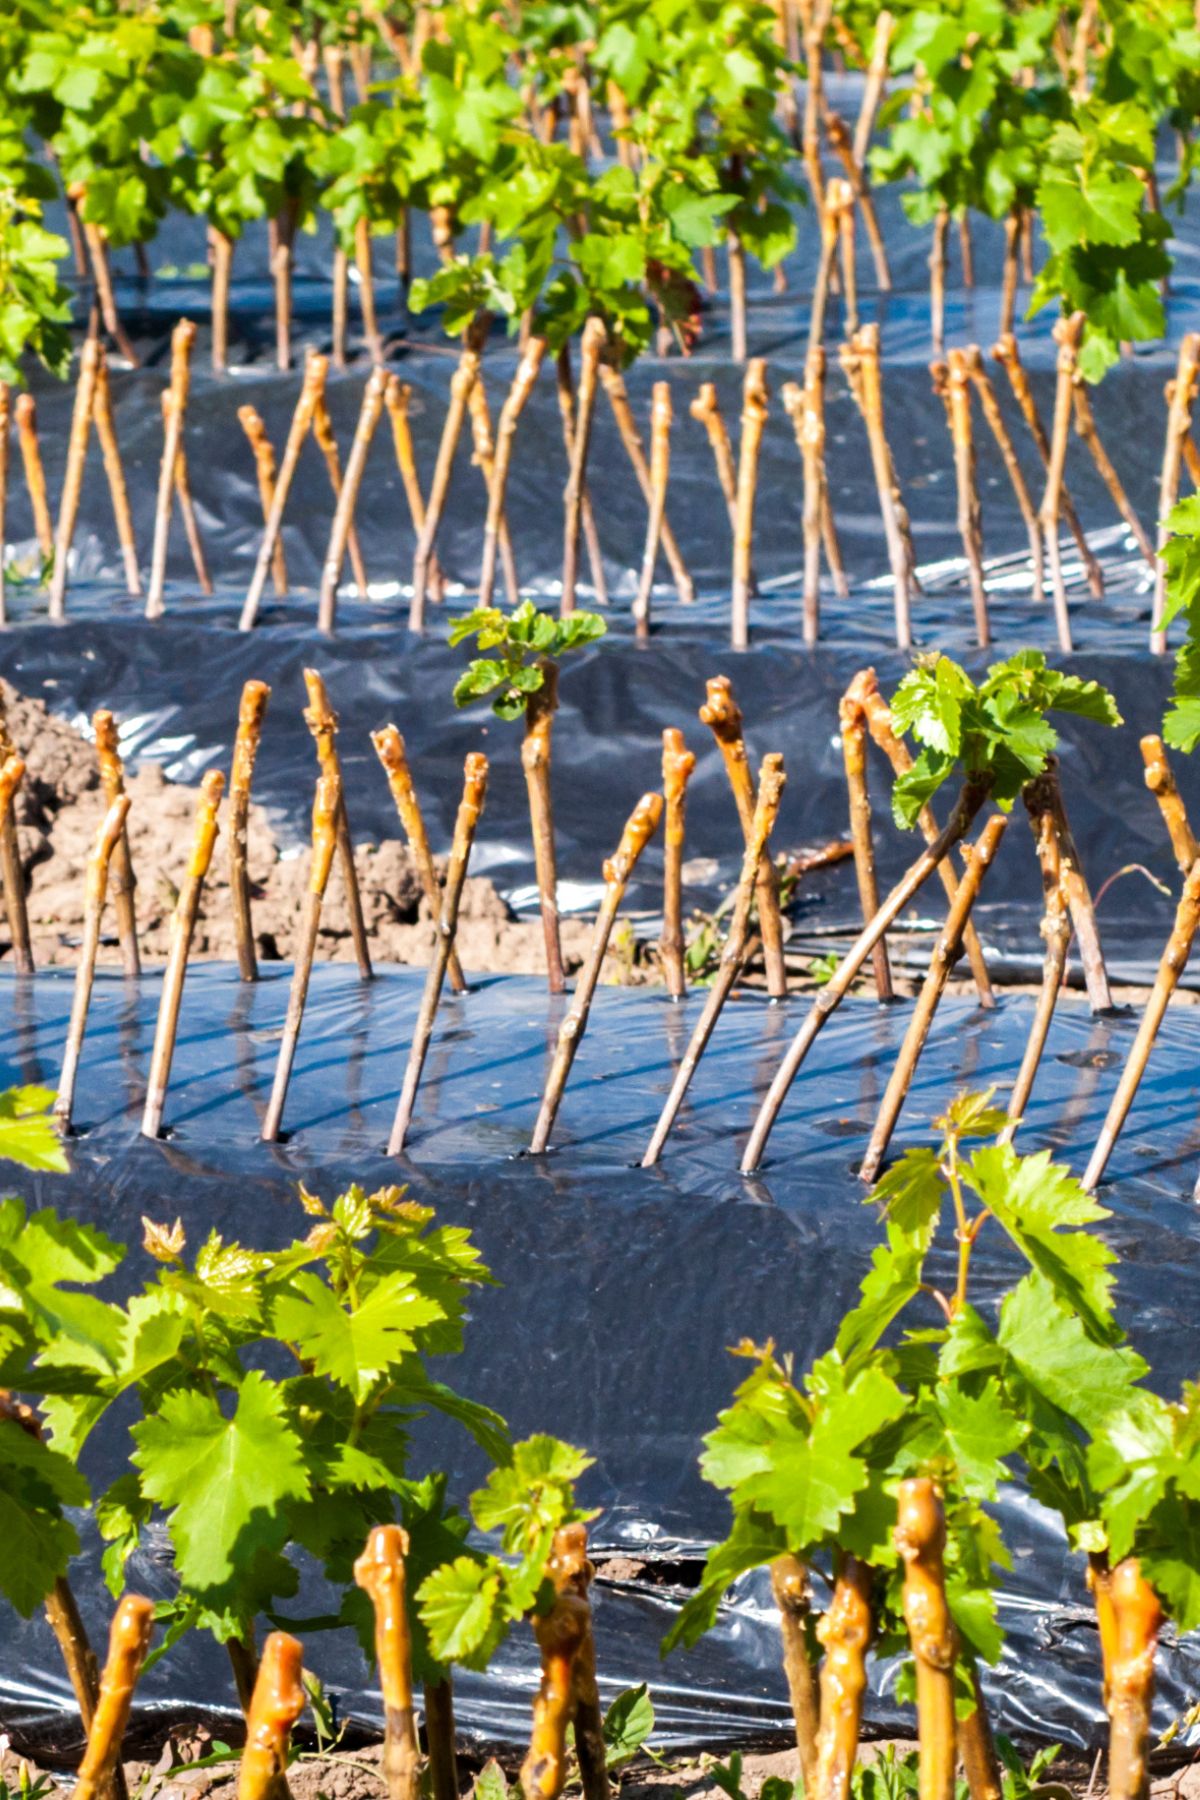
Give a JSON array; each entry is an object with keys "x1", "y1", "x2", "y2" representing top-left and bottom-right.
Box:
[{"x1": 2, "y1": 970, "x2": 1199, "y2": 1755}]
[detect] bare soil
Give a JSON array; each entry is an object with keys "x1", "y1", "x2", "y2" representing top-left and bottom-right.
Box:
[{"x1": 1, "y1": 680, "x2": 598, "y2": 977}]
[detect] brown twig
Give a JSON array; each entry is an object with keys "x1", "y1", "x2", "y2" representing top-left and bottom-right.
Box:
[
  {"x1": 945, "y1": 348, "x2": 990, "y2": 645},
  {"x1": 853, "y1": 8, "x2": 893, "y2": 167},
  {"x1": 1000, "y1": 211, "x2": 1021, "y2": 338},
  {"x1": 958, "y1": 212, "x2": 975, "y2": 288},
  {"x1": 958, "y1": 1665, "x2": 1004, "y2": 1800},
  {"x1": 841, "y1": 328, "x2": 914, "y2": 647},
  {"x1": 312, "y1": 386, "x2": 370, "y2": 599},
  {"x1": 75, "y1": 201, "x2": 140, "y2": 367},
  {"x1": 141, "y1": 771, "x2": 224, "y2": 1139},
  {"x1": 1071, "y1": 376, "x2": 1155, "y2": 567},
  {"x1": 560, "y1": 1532, "x2": 609, "y2": 1800},
  {"x1": 824, "y1": 109, "x2": 890, "y2": 290},
  {"x1": 0, "y1": 713, "x2": 30, "y2": 975},
  {"x1": 92, "y1": 352, "x2": 142, "y2": 597},
  {"x1": 303, "y1": 667, "x2": 372, "y2": 980},
  {"x1": 331, "y1": 228, "x2": 348, "y2": 370},
  {"x1": 210, "y1": 227, "x2": 234, "y2": 373},
  {"x1": 272, "y1": 235, "x2": 293, "y2": 374},
  {"x1": 742, "y1": 773, "x2": 994, "y2": 1172},
  {"x1": 840, "y1": 674, "x2": 893, "y2": 999},
  {"x1": 49, "y1": 338, "x2": 101, "y2": 622},
  {"x1": 1081, "y1": 855, "x2": 1200, "y2": 1190},
  {"x1": 1182, "y1": 427, "x2": 1200, "y2": 493},
  {"x1": 93, "y1": 710, "x2": 140, "y2": 979},
  {"x1": 411, "y1": 329, "x2": 485, "y2": 629},
  {"x1": 55, "y1": 794, "x2": 130, "y2": 1130},
  {"x1": 642, "y1": 755, "x2": 784, "y2": 1166},
  {"x1": 1140, "y1": 733, "x2": 1199, "y2": 872},
  {"x1": 701, "y1": 675, "x2": 789, "y2": 998},
  {"x1": 372, "y1": 724, "x2": 466, "y2": 994},
  {"x1": 807, "y1": 354, "x2": 849, "y2": 604},
  {"x1": 690, "y1": 380, "x2": 740, "y2": 543},
  {"x1": 554, "y1": 345, "x2": 608, "y2": 607},
  {"x1": 599, "y1": 364, "x2": 694, "y2": 604},
  {"x1": 1037, "y1": 313, "x2": 1086, "y2": 656},
  {"x1": 146, "y1": 319, "x2": 197, "y2": 618},
  {"x1": 69, "y1": 1597, "x2": 155, "y2": 1800},
  {"x1": 238, "y1": 406, "x2": 288, "y2": 596},
  {"x1": 1155, "y1": 343, "x2": 1200, "y2": 648},
  {"x1": 261, "y1": 769, "x2": 340, "y2": 1143},
  {"x1": 808, "y1": 184, "x2": 842, "y2": 353},
  {"x1": 423, "y1": 1681, "x2": 457, "y2": 1800},
  {"x1": 728, "y1": 216, "x2": 748, "y2": 366},
  {"x1": 530, "y1": 791, "x2": 663, "y2": 1152},
  {"x1": 998, "y1": 773, "x2": 1070, "y2": 1144},
  {"x1": 781, "y1": 375, "x2": 832, "y2": 642},
  {"x1": 523, "y1": 664, "x2": 566, "y2": 996},
  {"x1": 858, "y1": 671, "x2": 994, "y2": 1006},
  {"x1": 229, "y1": 679, "x2": 270, "y2": 982},
  {"x1": 319, "y1": 367, "x2": 387, "y2": 629},
  {"x1": 992, "y1": 330, "x2": 1103, "y2": 599},
  {"x1": 732, "y1": 358, "x2": 769, "y2": 650},
  {"x1": 14, "y1": 393, "x2": 53, "y2": 561},
  {"x1": 836, "y1": 181, "x2": 859, "y2": 334},
  {"x1": 1105, "y1": 1560, "x2": 1162, "y2": 1800},
  {"x1": 812, "y1": 1557, "x2": 873, "y2": 1800},
  {"x1": 354, "y1": 216, "x2": 383, "y2": 364},
  {"x1": 480, "y1": 337, "x2": 547, "y2": 606},
  {"x1": 466, "y1": 378, "x2": 519, "y2": 606},
  {"x1": 240, "y1": 356, "x2": 329, "y2": 629},
  {"x1": 562, "y1": 317, "x2": 607, "y2": 617},
  {"x1": 388, "y1": 753, "x2": 488, "y2": 1153},
  {"x1": 659, "y1": 727, "x2": 696, "y2": 1001},
  {"x1": 859, "y1": 814, "x2": 1006, "y2": 1182},
  {"x1": 159, "y1": 389, "x2": 212, "y2": 596},
  {"x1": 520, "y1": 1526, "x2": 607, "y2": 1800},
  {"x1": 802, "y1": 1, "x2": 830, "y2": 210},
  {"x1": 355, "y1": 1527, "x2": 421, "y2": 1800},
  {"x1": 237, "y1": 1633, "x2": 305, "y2": 1800},
  {"x1": 1044, "y1": 758, "x2": 1112, "y2": 1012},
  {"x1": 896, "y1": 1481, "x2": 956, "y2": 1800},
  {"x1": 771, "y1": 1557, "x2": 819, "y2": 1794},
  {"x1": 42, "y1": 1576, "x2": 103, "y2": 1768},
  {"x1": 633, "y1": 381, "x2": 672, "y2": 637},
  {"x1": 382, "y1": 378, "x2": 445, "y2": 605},
  {"x1": 930, "y1": 209, "x2": 949, "y2": 357},
  {"x1": 963, "y1": 344, "x2": 1044, "y2": 610}
]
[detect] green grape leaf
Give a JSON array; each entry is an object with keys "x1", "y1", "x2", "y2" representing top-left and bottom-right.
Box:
[
  {"x1": 0, "y1": 1417, "x2": 86, "y2": 1615},
  {"x1": 0, "y1": 1087, "x2": 68, "y2": 1173},
  {"x1": 132, "y1": 1371, "x2": 309, "y2": 1594},
  {"x1": 417, "y1": 1554, "x2": 506, "y2": 1667},
  {"x1": 272, "y1": 1270, "x2": 445, "y2": 1402},
  {"x1": 964, "y1": 1144, "x2": 1119, "y2": 1339},
  {"x1": 937, "y1": 1379, "x2": 1027, "y2": 1500},
  {"x1": 471, "y1": 1435, "x2": 594, "y2": 1550},
  {"x1": 997, "y1": 1274, "x2": 1146, "y2": 1437}
]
